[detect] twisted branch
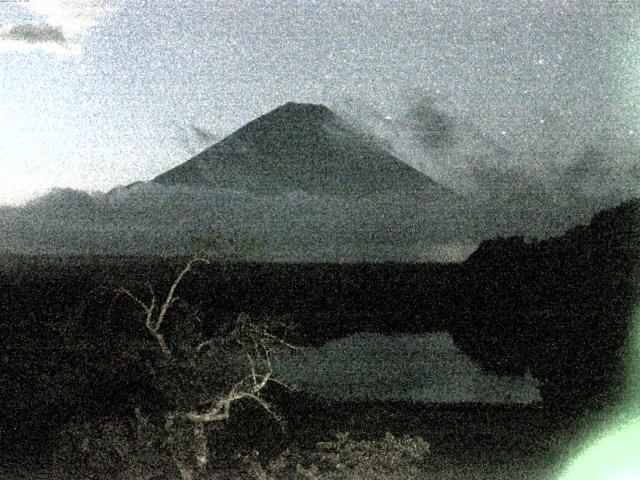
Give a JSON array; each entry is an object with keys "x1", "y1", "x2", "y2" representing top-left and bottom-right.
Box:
[
  {"x1": 114, "y1": 254, "x2": 298, "y2": 479},
  {"x1": 115, "y1": 256, "x2": 210, "y2": 361}
]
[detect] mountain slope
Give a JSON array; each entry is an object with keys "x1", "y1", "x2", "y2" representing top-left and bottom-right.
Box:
[{"x1": 153, "y1": 102, "x2": 454, "y2": 198}]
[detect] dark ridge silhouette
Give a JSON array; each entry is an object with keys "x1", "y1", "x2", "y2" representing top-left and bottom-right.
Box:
[
  {"x1": 23, "y1": 188, "x2": 98, "y2": 216},
  {"x1": 451, "y1": 198, "x2": 640, "y2": 412},
  {"x1": 153, "y1": 102, "x2": 455, "y2": 198}
]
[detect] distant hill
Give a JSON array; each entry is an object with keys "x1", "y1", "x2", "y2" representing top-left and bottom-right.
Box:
[{"x1": 154, "y1": 102, "x2": 455, "y2": 198}]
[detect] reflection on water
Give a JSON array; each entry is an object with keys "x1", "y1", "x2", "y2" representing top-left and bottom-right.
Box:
[{"x1": 275, "y1": 331, "x2": 541, "y2": 404}]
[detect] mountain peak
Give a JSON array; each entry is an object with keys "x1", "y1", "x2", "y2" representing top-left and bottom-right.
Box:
[
  {"x1": 229, "y1": 101, "x2": 337, "y2": 141},
  {"x1": 277, "y1": 101, "x2": 332, "y2": 115},
  {"x1": 268, "y1": 102, "x2": 335, "y2": 124}
]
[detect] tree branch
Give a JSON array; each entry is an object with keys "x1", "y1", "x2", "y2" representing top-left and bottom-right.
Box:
[
  {"x1": 115, "y1": 287, "x2": 152, "y2": 316},
  {"x1": 156, "y1": 257, "x2": 209, "y2": 332},
  {"x1": 115, "y1": 286, "x2": 173, "y2": 359},
  {"x1": 194, "y1": 337, "x2": 216, "y2": 354}
]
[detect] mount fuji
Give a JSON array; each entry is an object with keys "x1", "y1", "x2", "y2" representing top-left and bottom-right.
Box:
[
  {"x1": 153, "y1": 102, "x2": 456, "y2": 198},
  {"x1": 0, "y1": 103, "x2": 478, "y2": 261}
]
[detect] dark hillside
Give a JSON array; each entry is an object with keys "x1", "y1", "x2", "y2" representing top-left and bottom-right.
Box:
[{"x1": 451, "y1": 199, "x2": 640, "y2": 411}]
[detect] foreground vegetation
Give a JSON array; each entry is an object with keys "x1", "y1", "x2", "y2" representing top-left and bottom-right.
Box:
[
  {"x1": 55, "y1": 422, "x2": 431, "y2": 479},
  {"x1": 21, "y1": 255, "x2": 417, "y2": 479},
  {"x1": 1, "y1": 254, "x2": 562, "y2": 479}
]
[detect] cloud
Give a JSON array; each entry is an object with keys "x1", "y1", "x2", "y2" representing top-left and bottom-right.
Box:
[
  {"x1": 0, "y1": 0, "x2": 115, "y2": 55},
  {"x1": 0, "y1": 23, "x2": 78, "y2": 54},
  {"x1": 189, "y1": 125, "x2": 218, "y2": 146},
  {"x1": 3, "y1": 173, "x2": 632, "y2": 259},
  {"x1": 564, "y1": 146, "x2": 606, "y2": 182},
  {"x1": 336, "y1": 94, "x2": 640, "y2": 240},
  {"x1": 0, "y1": 23, "x2": 66, "y2": 44},
  {"x1": 418, "y1": 242, "x2": 478, "y2": 263},
  {"x1": 334, "y1": 96, "x2": 509, "y2": 193},
  {"x1": 407, "y1": 96, "x2": 457, "y2": 149},
  {"x1": 171, "y1": 124, "x2": 219, "y2": 155},
  {"x1": 553, "y1": 145, "x2": 640, "y2": 203},
  {"x1": 25, "y1": 0, "x2": 114, "y2": 33}
]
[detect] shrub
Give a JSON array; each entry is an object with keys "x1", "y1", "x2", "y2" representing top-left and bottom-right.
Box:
[
  {"x1": 54, "y1": 409, "x2": 167, "y2": 479},
  {"x1": 266, "y1": 432, "x2": 430, "y2": 480}
]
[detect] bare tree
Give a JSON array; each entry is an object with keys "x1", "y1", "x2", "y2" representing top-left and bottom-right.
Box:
[{"x1": 115, "y1": 254, "x2": 298, "y2": 480}]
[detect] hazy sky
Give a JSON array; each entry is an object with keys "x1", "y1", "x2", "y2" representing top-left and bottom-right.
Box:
[{"x1": 1, "y1": 0, "x2": 639, "y2": 205}]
